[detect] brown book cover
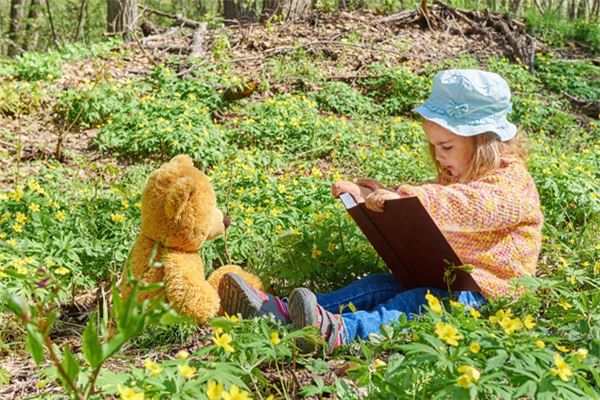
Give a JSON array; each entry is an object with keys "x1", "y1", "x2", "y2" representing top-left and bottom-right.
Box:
[{"x1": 339, "y1": 192, "x2": 481, "y2": 292}]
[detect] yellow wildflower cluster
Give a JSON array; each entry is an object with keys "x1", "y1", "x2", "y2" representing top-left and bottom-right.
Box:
[
  {"x1": 550, "y1": 353, "x2": 573, "y2": 381},
  {"x1": 143, "y1": 359, "x2": 162, "y2": 377},
  {"x1": 488, "y1": 309, "x2": 535, "y2": 335},
  {"x1": 456, "y1": 365, "x2": 480, "y2": 389}
]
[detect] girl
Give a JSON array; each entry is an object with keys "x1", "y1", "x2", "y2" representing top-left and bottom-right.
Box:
[{"x1": 218, "y1": 69, "x2": 543, "y2": 350}]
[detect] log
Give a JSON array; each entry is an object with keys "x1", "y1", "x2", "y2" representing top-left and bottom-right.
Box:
[{"x1": 189, "y1": 22, "x2": 208, "y2": 59}]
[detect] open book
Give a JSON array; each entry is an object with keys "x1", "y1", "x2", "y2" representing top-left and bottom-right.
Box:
[{"x1": 339, "y1": 192, "x2": 481, "y2": 292}]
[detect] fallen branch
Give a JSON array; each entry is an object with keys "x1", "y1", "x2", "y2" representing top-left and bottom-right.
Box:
[{"x1": 138, "y1": 4, "x2": 203, "y2": 29}]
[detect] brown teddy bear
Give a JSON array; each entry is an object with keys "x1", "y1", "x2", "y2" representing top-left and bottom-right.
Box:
[{"x1": 119, "y1": 155, "x2": 263, "y2": 323}]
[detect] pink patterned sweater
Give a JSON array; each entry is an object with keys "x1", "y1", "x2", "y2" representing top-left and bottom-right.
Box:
[{"x1": 395, "y1": 157, "x2": 543, "y2": 298}]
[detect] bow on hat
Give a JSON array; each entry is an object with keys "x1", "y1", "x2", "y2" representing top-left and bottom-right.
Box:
[{"x1": 446, "y1": 101, "x2": 470, "y2": 118}]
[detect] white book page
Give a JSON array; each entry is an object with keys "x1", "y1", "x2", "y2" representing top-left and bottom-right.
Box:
[{"x1": 340, "y1": 192, "x2": 357, "y2": 209}]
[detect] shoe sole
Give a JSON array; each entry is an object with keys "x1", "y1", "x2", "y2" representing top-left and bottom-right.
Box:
[
  {"x1": 289, "y1": 288, "x2": 320, "y2": 353},
  {"x1": 218, "y1": 273, "x2": 263, "y2": 319},
  {"x1": 289, "y1": 288, "x2": 318, "y2": 329}
]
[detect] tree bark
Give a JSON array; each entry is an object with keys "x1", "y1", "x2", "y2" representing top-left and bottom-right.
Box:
[
  {"x1": 8, "y1": 0, "x2": 26, "y2": 56},
  {"x1": 262, "y1": 0, "x2": 312, "y2": 20},
  {"x1": 223, "y1": 0, "x2": 257, "y2": 22},
  {"x1": 24, "y1": 0, "x2": 42, "y2": 51},
  {"x1": 107, "y1": 0, "x2": 137, "y2": 40},
  {"x1": 73, "y1": 0, "x2": 87, "y2": 41}
]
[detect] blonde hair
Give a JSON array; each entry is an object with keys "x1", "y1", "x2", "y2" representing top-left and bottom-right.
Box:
[{"x1": 430, "y1": 129, "x2": 528, "y2": 185}]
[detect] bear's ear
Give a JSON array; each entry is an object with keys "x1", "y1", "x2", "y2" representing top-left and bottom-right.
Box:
[
  {"x1": 165, "y1": 176, "x2": 194, "y2": 222},
  {"x1": 169, "y1": 155, "x2": 194, "y2": 168}
]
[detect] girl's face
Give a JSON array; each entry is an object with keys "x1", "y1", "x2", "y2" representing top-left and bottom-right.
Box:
[{"x1": 422, "y1": 119, "x2": 475, "y2": 178}]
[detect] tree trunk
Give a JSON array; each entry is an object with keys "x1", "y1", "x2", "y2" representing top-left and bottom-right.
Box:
[
  {"x1": 577, "y1": 0, "x2": 587, "y2": 18},
  {"x1": 23, "y1": 0, "x2": 42, "y2": 51},
  {"x1": 223, "y1": 0, "x2": 256, "y2": 21},
  {"x1": 107, "y1": 0, "x2": 137, "y2": 40},
  {"x1": 8, "y1": 0, "x2": 26, "y2": 56},
  {"x1": 73, "y1": 0, "x2": 87, "y2": 41},
  {"x1": 262, "y1": 0, "x2": 312, "y2": 20}
]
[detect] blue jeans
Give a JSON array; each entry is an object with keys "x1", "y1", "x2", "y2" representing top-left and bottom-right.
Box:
[{"x1": 315, "y1": 273, "x2": 486, "y2": 343}]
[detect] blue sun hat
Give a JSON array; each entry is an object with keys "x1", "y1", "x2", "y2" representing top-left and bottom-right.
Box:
[{"x1": 413, "y1": 69, "x2": 517, "y2": 141}]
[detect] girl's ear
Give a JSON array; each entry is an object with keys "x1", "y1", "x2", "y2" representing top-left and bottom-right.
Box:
[{"x1": 164, "y1": 177, "x2": 194, "y2": 222}]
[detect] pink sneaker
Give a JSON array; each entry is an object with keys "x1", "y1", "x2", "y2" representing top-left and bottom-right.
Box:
[
  {"x1": 288, "y1": 287, "x2": 344, "y2": 352},
  {"x1": 219, "y1": 273, "x2": 290, "y2": 323}
]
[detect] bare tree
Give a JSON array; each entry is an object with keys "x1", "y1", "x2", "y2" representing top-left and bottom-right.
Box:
[
  {"x1": 73, "y1": 0, "x2": 88, "y2": 42},
  {"x1": 262, "y1": 0, "x2": 312, "y2": 20},
  {"x1": 223, "y1": 0, "x2": 257, "y2": 21},
  {"x1": 107, "y1": 0, "x2": 137, "y2": 40},
  {"x1": 23, "y1": 0, "x2": 42, "y2": 51},
  {"x1": 8, "y1": 0, "x2": 26, "y2": 56}
]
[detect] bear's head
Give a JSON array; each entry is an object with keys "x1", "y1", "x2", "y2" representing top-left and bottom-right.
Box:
[{"x1": 139, "y1": 155, "x2": 229, "y2": 252}]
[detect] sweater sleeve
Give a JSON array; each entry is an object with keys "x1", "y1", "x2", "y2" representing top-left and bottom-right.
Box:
[{"x1": 395, "y1": 161, "x2": 536, "y2": 233}]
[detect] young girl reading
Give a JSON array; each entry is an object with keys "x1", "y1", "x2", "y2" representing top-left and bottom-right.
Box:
[{"x1": 218, "y1": 69, "x2": 543, "y2": 350}]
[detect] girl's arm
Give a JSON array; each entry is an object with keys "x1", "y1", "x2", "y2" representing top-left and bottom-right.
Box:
[{"x1": 395, "y1": 163, "x2": 541, "y2": 233}]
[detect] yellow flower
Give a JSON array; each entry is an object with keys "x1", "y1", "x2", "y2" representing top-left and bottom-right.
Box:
[
  {"x1": 457, "y1": 365, "x2": 480, "y2": 387},
  {"x1": 143, "y1": 359, "x2": 162, "y2": 377},
  {"x1": 435, "y1": 322, "x2": 461, "y2": 346},
  {"x1": 222, "y1": 384, "x2": 251, "y2": 400},
  {"x1": 117, "y1": 385, "x2": 144, "y2": 400},
  {"x1": 213, "y1": 332, "x2": 235, "y2": 353},
  {"x1": 56, "y1": 210, "x2": 66, "y2": 221},
  {"x1": 15, "y1": 212, "x2": 27, "y2": 223},
  {"x1": 121, "y1": 200, "x2": 130, "y2": 209},
  {"x1": 372, "y1": 358, "x2": 387, "y2": 369},
  {"x1": 594, "y1": 262, "x2": 600, "y2": 275},
  {"x1": 449, "y1": 300, "x2": 464, "y2": 310},
  {"x1": 573, "y1": 348, "x2": 588, "y2": 360},
  {"x1": 111, "y1": 213, "x2": 126, "y2": 223},
  {"x1": 271, "y1": 332, "x2": 281, "y2": 345},
  {"x1": 456, "y1": 374, "x2": 471, "y2": 389},
  {"x1": 489, "y1": 309, "x2": 512, "y2": 324},
  {"x1": 36, "y1": 380, "x2": 46, "y2": 389},
  {"x1": 535, "y1": 340, "x2": 545, "y2": 349},
  {"x1": 178, "y1": 364, "x2": 196, "y2": 379},
  {"x1": 224, "y1": 313, "x2": 239, "y2": 323},
  {"x1": 469, "y1": 308, "x2": 481, "y2": 319},
  {"x1": 523, "y1": 315, "x2": 536, "y2": 330},
  {"x1": 550, "y1": 354, "x2": 573, "y2": 381},
  {"x1": 55, "y1": 266, "x2": 70, "y2": 275},
  {"x1": 7, "y1": 239, "x2": 16, "y2": 246},
  {"x1": 311, "y1": 248, "x2": 321, "y2": 259},
  {"x1": 11, "y1": 189, "x2": 24, "y2": 201},
  {"x1": 176, "y1": 350, "x2": 190, "y2": 360},
  {"x1": 28, "y1": 203, "x2": 40, "y2": 212},
  {"x1": 555, "y1": 344, "x2": 570, "y2": 353},
  {"x1": 425, "y1": 291, "x2": 443, "y2": 315},
  {"x1": 206, "y1": 381, "x2": 224, "y2": 400},
  {"x1": 12, "y1": 223, "x2": 23, "y2": 233},
  {"x1": 469, "y1": 342, "x2": 480, "y2": 353},
  {"x1": 557, "y1": 300, "x2": 572, "y2": 310},
  {"x1": 499, "y1": 317, "x2": 523, "y2": 335}
]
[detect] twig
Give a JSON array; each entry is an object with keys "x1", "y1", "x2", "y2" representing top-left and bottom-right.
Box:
[{"x1": 132, "y1": 32, "x2": 160, "y2": 67}]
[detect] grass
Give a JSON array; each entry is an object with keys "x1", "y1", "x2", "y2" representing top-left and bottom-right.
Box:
[{"x1": 0, "y1": 35, "x2": 599, "y2": 399}]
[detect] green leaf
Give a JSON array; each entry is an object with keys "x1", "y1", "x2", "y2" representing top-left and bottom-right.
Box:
[
  {"x1": 25, "y1": 326, "x2": 45, "y2": 365},
  {"x1": 60, "y1": 346, "x2": 80, "y2": 389},
  {"x1": 82, "y1": 316, "x2": 103, "y2": 368},
  {"x1": 5, "y1": 294, "x2": 29, "y2": 319},
  {"x1": 485, "y1": 350, "x2": 508, "y2": 372}
]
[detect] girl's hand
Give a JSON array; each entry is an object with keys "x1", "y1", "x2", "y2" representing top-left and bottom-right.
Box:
[
  {"x1": 365, "y1": 189, "x2": 401, "y2": 212},
  {"x1": 332, "y1": 180, "x2": 362, "y2": 200}
]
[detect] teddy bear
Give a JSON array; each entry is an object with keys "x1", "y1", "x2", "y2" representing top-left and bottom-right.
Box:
[{"x1": 119, "y1": 154, "x2": 263, "y2": 323}]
